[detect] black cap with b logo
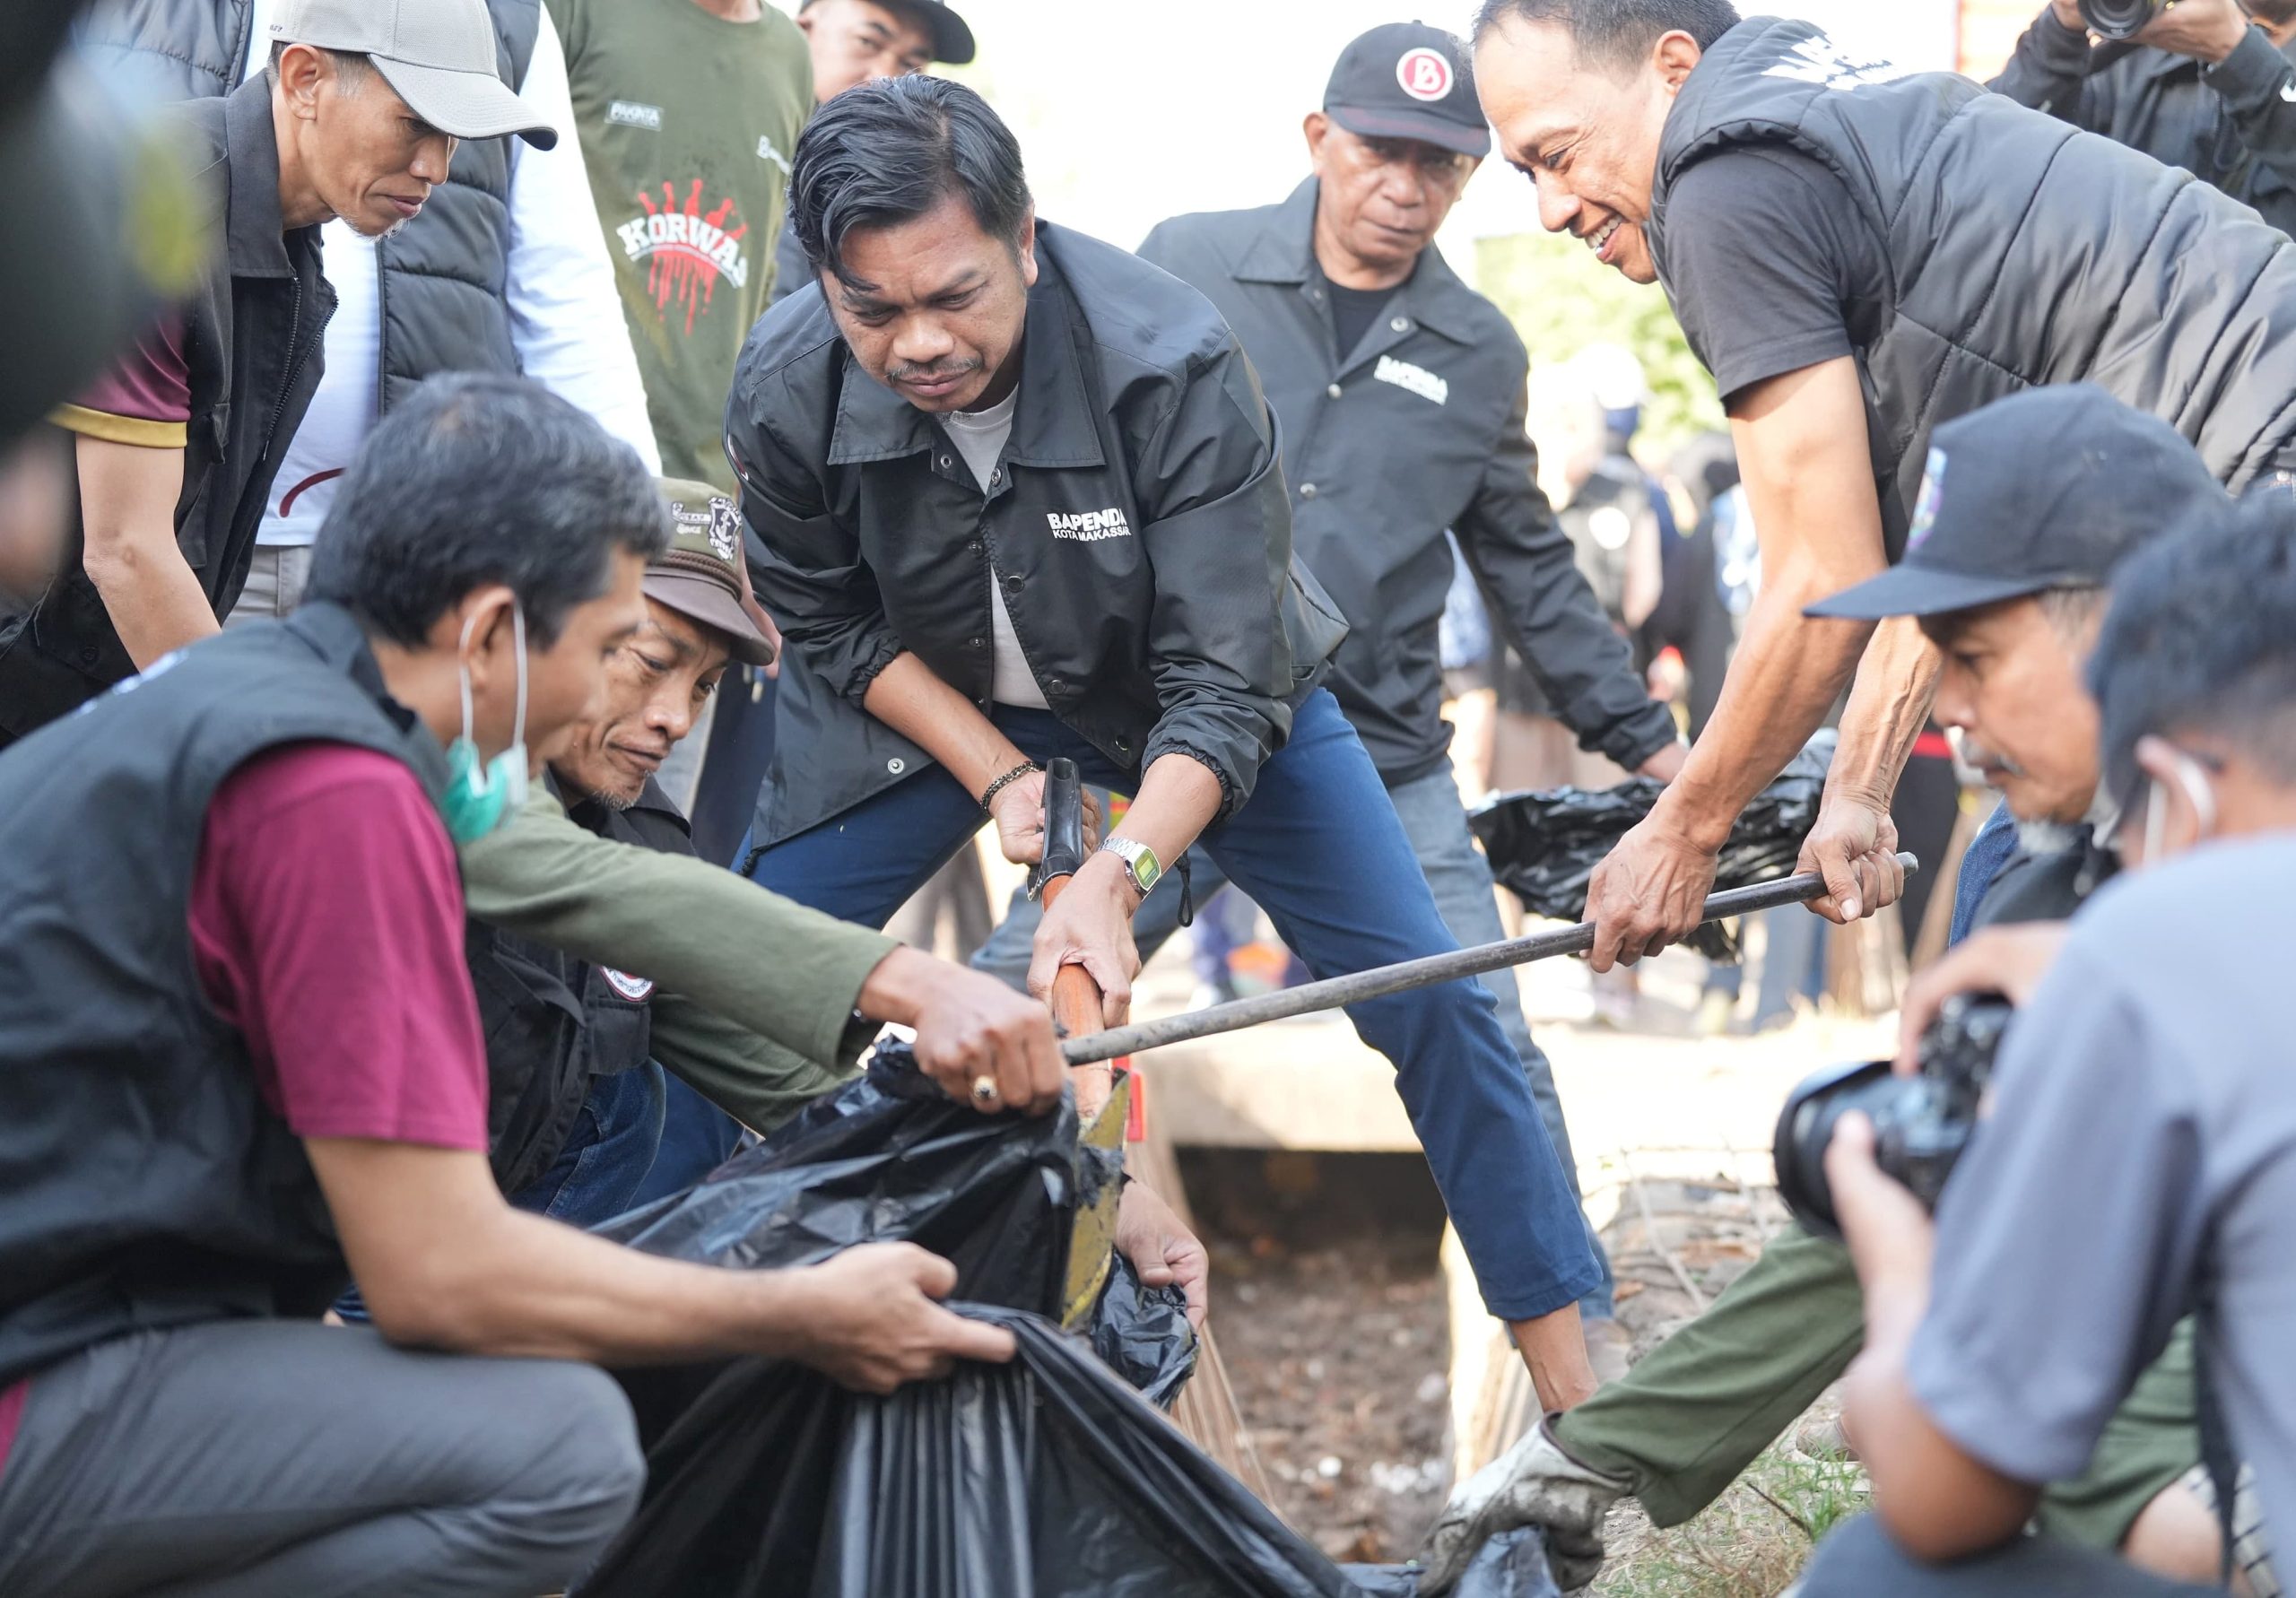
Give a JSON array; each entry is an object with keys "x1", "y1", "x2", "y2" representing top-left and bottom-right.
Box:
[{"x1": 1324, "y1": 22, "x2": 1490, "y2": 159}]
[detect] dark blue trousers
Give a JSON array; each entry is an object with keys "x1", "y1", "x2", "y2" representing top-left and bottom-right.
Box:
[{"x1": 743, "y1": 689, "x2": 1599, "y2": 1321}]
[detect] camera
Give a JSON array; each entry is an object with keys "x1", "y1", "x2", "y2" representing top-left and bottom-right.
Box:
[
  {"x1": 1772, "y1": 996, "x2": 2013, "y2": 1238},
  {"x1": 2080, "y1": 0, "x2": 2166, "y2": 41}
]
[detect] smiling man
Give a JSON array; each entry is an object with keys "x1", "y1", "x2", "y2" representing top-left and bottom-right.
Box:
[
  {"x1": 0, "y1": 0, "x2": 560, "y2": 748},
  {"x1": 729, "y1": 74, "x2": 1609, "y2": 1410},
  {"x1": 1468, "y1": 0, "x2": 2296, "y2": 977}
]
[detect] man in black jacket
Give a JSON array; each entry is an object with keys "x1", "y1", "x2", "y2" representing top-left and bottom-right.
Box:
[
  {"x1": 1469, "y1": 0, "x2": 2296, "y2": 979},
  {"x1": 0, "y1": 0, "x2": 560, "y2": 748},
  {"x1": 731, "y1": 75, "x2": 1610, "y2": 1408},
  {"x1": 1991, "y1": 0, "x2": 2296, "y2": 235},
  {"x1": 969, "y1": 22, "x2": 1683, "y2": 1355}
]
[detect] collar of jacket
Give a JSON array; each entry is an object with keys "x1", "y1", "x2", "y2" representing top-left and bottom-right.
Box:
[
  {"x1": 1228, "y1": 177, "x2": 1484, "y2": 347},
  {"x1": 825, "y1": 234, "x2": 1106, "y2": 471},
  {"x1": 222, "y1": 74, "x2": 302, "y2": 281},
  {"x1": 278, "y1": 599, "x2": 453, "y2": 801}
]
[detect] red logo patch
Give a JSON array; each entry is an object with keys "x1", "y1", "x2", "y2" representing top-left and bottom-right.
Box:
[
  {"x1": 602, "y1": 968, "x2": 656, "y2": 1003},
  {"x1": 1397, "y1": 48, "x2": 1454, "y2": 102}
]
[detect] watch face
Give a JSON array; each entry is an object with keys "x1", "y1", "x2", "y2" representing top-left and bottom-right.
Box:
[{"x1": 1130, "y1": 845, "x2": 1161, "y2": 893}]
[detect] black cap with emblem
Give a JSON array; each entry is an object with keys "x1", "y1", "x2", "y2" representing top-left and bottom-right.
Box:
[{"x1": 1323, "y1": 21, "x2": 1490, "y2": 159}]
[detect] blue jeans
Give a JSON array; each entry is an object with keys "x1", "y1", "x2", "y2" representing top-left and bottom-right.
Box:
[
  {"x1": 622, "y1": 1072, "x2": 747, "y2": 1211},
  {"x1": 509, "y1": 1064, "x2": 670, "y2": 1227},
  {"x1": 744, "y1": 690, "x2": 1600, "y2": 1322},
  {"x1": 971, "y1": 761, "x2": 1619, "y2": 1321}
]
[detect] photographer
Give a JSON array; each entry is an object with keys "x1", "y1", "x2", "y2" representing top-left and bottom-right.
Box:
[
  {"x1": 1424, "y1": 386, "x2": 2239, "y2": 1594},
  {"x1": 1992, "y1": 2, "x2": 2296, "y2": 235},
  {"x1": 1802, "y1": 493, "x2": 2296, "y2": 1597}
]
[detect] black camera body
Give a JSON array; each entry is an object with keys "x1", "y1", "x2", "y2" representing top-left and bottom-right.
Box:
[
  {"x1": 1773, "y1": 997, "x2": 2013, "y2": 1238},
  {"x1": 2080, "y1": 0, "x2": 2167, "y2": 41}
]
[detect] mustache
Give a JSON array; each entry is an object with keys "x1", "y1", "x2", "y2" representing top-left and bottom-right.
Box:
[{"x1": 888, "y1": 355, "x2": 983, "y2": 384}]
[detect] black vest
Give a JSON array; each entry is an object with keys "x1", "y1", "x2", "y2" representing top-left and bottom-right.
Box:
[
  {"x1": 0, "y1": 604, "x2": 447, "y2": 1385},
  {"x1": 77, "y1": 0, "x2": 543, "y2": 411},
  {"x1": 474, "y1": 780, "x2": 691, "y2": 1197},
  {"x1": 1651, "y1": 18, "x2": 2296, "y2": 550}
]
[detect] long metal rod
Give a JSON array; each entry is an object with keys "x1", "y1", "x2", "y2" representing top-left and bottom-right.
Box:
[{"x1": 1063, "y1": 853, "x2": 1918, "y2": 1066}]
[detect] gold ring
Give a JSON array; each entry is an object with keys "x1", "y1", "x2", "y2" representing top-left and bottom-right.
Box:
[{"x1": 971, "y1": 1075, "x2": 999, "y2": 1103}]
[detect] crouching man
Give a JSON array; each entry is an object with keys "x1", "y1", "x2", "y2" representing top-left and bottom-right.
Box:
[
  {"x1": 456, "y1": 476, "x2": 1204, "y2": 1307},
  {"x1": 0, "y1": 375, "x2": 1013, "y2": 1598},
  {"x1": 1802, "y1": 492, "x2": 2296, "y2": 1597}
]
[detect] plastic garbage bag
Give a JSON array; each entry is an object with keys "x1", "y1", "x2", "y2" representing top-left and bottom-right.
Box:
[
  {"x1": 581, "y1": 1048, "x2": 1554, "y2": 1597},
  {"x1": 1090, "y1": 1247, "x2": 1196, "y2": 1409},
  {"x1": 583, "y1": 1303, "x2": 1555, "y2": 1598},
  {"x1": 1468, "y1": 731, "x2": 1836, "y2": 961}
]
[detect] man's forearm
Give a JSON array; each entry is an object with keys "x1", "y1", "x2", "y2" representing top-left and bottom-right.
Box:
[
  {"x1": 1109, "y1": 751, "x2": 1223, "y2": 871},
  {"x1": 862, "y1": 651, "x2": 1030, "y2": 800},
  {"x1": 1654, "y1": 586, "x2": 1872, "y2": 851},
  {"x1": 1829, "y1": 617, "x2": 1942, "y2": 810},
  {"x1": 1844, "y1": 1283, "x2": 2039, "y2": 1560},
  {"x1": 74, "y1": 434, "x2": 213, "y2": 668},
  {"x1": 465, "y1": 789, "x2": 896, "y2": 1070}
]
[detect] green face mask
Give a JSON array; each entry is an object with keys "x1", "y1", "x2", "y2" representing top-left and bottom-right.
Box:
[{"x1": 440, "y1": 601, "x2": 530, "y2": 847}]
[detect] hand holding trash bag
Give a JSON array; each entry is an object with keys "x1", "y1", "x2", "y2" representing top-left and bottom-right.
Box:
[
  {"x1": 790, "y1": 1243, "x2": 1017, "y2": 1394},
  {"x1": 1113, "y1": 1179, "x2": 1210, "y2": 1329}
]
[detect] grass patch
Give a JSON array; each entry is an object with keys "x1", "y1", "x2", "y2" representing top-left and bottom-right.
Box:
[{"x1": 1593, "y1": 1436, "x2": 1867, "y2": 1598}]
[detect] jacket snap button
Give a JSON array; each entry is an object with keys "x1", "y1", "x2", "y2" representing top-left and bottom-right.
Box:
[
  {"x1": 1114, "y1": 737, "x2": 1130, "y2": 753},
  {"x1": 79, "y1": 647, "x2": 100, "y2": 665},
  {"x1": 969, "y1": 637, "x2": 985, "y2": 649},
  {"x1": 1389, "y1": 316, "x2": 1410, "y2": 333},
  {"x1": 1300, "y1": 482, "x2": 1318, "y2": 499},
  {"x1": 938, "y1": 455, "x2": 953, "y2": 469},
  {"x1": 1047, "y1": 678, "x2": 1064, "y2": 693},
  {"x1": 967, "y1": 539, "x2": 982, "y2": 554},
  {"x1": 1003, "y1": 574, "x2": 1023, "y2": 592},
  {"x1": 1326, "y1": 383, "x2": 1343, "y2": 400},
  {"x1": 887, "y1": 757, "x2": 907, "y2": 775}
]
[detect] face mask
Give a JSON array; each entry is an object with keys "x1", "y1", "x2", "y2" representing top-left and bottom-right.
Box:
[{"x1": 439, "y1": 601, "x2": 530, "y2": 846}]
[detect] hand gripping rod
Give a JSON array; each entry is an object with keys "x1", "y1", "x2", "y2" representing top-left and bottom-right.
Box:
[{"x1": 1060, "y1": 853, "x2": 1919, "y2": 1067}]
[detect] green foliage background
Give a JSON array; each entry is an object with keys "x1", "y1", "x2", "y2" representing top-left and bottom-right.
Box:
[{"x1": 1475, "y1": 230, "x2": 1726, "y2": 461}]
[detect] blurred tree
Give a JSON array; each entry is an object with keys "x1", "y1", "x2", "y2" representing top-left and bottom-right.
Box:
[{"x1": 1475, "y1": 230, "x2": 1725, "y2": 461}]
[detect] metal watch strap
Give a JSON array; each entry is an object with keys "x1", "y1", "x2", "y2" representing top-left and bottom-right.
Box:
[{"x1": 1101, "y1": 838, "x2": 1160, "y2": 898}]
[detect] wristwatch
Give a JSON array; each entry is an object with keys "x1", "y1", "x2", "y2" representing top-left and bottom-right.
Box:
[{"x1": 1100, "y1": 837, "x2": 1162, "y2": 899}]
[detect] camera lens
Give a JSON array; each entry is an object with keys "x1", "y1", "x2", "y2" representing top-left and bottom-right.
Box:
[
  {"x1": 2078, "y1": 0, "x2": 2162, "y2": 40},
  {"x1": 1772, "y1": 1060, "x2": 1904, "y2": 1238}
]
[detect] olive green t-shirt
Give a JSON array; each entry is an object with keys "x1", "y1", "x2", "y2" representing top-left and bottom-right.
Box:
[{"x1": 548, "y1": 0, "x2": 812, "y2": 489}]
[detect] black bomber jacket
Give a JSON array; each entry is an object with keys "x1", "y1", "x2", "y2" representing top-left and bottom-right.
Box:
[{"x1": 725, "y1": 221, "x2": 1348, "y2": 848}]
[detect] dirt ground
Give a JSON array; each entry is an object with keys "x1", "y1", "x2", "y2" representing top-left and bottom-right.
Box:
[{"x1": 1187, "y1": 1145, "x2": 1859, "y2": 1592}]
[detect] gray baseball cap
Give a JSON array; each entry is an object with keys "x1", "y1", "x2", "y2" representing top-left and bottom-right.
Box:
[{"x1": 270, "y1": 0, "x2": 559, "y2": 149}]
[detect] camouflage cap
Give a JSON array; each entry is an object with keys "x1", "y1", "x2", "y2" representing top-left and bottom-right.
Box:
[{"x1": 646, "y1": 478, "x2": 776, "y2": 667}]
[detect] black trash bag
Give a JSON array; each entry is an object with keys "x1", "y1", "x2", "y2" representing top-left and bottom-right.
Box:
[
  {"x1": 594, "y1": 1044, "x2": 1078, "y2": 1310},
  {"x1": 1089, "y1": 1246, "x2": 1196, "y2": 1410},
  {"x1": 1468, "y1": 732, "x2": 1837, "y2": 961},
  {"x1": 583, "y1": 1303, "x2": 1557, "y2": 1598},
  {"x1": 1342, "y1": 1530, "x2": 1559, "y2": 1597}
]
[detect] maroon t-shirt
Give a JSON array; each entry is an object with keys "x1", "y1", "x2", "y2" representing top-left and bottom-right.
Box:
[{"x1": 0, "y1": 743, "x2": 489, "y2": 1478}]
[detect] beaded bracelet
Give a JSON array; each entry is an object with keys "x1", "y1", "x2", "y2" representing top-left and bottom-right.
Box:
[{"x1": 978, "y1": 760, "x2": 1039, "y2": 812}]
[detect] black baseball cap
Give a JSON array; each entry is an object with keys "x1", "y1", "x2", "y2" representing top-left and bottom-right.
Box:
[
  {"x1": 804, "y1": 0, "x2": 973, "y2": 65},
  {"x1": 911, "y1": 0, "x2": 974, "y2": 66},
  {"x1": 1324, "y1": 22, "x2": 1490, "y2": 159},
  {"x1": 1805, "y1": 386, "x2": 2230, "y2": 622}
]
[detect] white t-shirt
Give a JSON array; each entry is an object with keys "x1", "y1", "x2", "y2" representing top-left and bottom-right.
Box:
[
  {"x1": 238, "y1": 4, "x2": 658, "y2": 546},
  {"x1": 940, "y1": 388, "x2": 1048, "y2": 710}
]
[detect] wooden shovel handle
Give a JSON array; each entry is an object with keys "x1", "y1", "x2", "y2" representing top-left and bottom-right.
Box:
[{"x1": 1039, "y1": 870, "x2": 1115, "y2": 1121}]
